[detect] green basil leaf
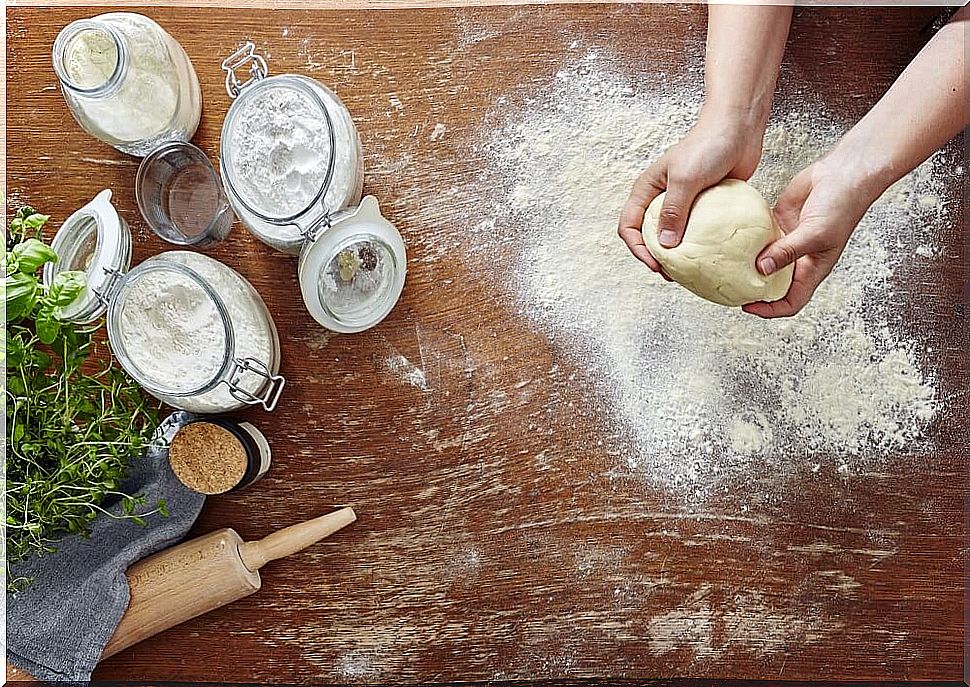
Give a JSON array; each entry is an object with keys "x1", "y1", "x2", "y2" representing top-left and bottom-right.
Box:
[
  {"x1": 23, "y1": 213, "x2": 50, "y2": 230},
  {"x1": 35, "y1": 310, "x2": 61, "y2": 345},
  {"x1": 5, "y1": 273, "x2": 38, "y2": 321},
  {"x1": 5, "y1": 334, "x2": 26, "y2": 368},
  {"x1": 13, "y1": 238, "x2": 57, "y2": 274},
  {"x1": 48, "y1": 270, "x2": 86, "y2": 308}
]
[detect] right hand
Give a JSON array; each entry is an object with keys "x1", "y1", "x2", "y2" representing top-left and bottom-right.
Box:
[{"x1": 618, "y1": 109, "x2": 766, "y2": 275}]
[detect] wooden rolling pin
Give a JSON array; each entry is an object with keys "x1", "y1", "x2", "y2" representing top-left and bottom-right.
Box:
[{"x1": 100, "y1": 507, "x2": 357, "y2": 658}]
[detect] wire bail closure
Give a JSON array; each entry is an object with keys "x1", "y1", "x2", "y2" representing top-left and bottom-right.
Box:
[
  {"x1": 93, "y1": 266, "x2": 125, "y2": 305},
  {"x1": 299, "y1": 205, "x2": 333, "y2": 243},
  {"x1": 222, "y1": 42, "x2": 268, "y2": 99},
  {"x1": 224, "y1": 357, "x2": 286, "y2": 411}
]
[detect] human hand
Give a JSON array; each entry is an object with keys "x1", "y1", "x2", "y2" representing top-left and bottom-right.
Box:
[
  {"x1": 618, "y1": 110, "x2": 766, "y2": 275},
  {"x1": 742, "y1": 156, "x2": 884, "y2": 318}
]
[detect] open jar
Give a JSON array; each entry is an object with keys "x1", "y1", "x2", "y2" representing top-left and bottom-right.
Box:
[
  {"x1": 219, "y1": 43, "x2": 407, "y2": 333},
  {"x1": 44, "y1": 190, "x2": 285, "y2": 414},
  {"x1": 52, "y1": 13, "x2": 202, "y2": 157},
  {"x1": 219, "y1": 42, "x2": 363, "y2": 255}
]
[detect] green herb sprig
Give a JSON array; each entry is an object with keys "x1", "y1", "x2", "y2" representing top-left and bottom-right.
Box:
[{"x1": 5, "y1": 206, "x2": 163, "y2": 591}]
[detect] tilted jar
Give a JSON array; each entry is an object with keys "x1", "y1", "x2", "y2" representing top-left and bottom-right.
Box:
[
  {"x1": 52, "y1": 12, "x2": 202, "y2": 157},
  {"x1": 44, "y1": 190, "x2": 285, "y2": 414}
]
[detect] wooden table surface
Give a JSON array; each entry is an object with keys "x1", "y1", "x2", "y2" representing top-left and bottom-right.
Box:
[{"x1": 6, "y1": 4, "x2": 968, "y2": 684}]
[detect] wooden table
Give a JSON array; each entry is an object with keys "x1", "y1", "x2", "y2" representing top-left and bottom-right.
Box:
[{"x1": 6, "y1": 4, "x2": 968, "y2": 684}]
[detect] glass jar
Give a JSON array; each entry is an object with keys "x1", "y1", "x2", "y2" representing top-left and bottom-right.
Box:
[
  {"x1": 45, "y1": 190, "x2": 285, "y2": 414},
  {"x1": 219, "y1": 43, "x2": 407, "y2": 333},
  {"x1": 218, "y1": 42, "x2": 364, "y2": 255},
  {"x1": 52, "y1": 12, "x2": 202, "y2": 157}
]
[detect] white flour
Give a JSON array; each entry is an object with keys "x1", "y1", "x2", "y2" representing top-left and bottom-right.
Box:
[
  {"x1": 226, "y1": 79, "x2": 363, "y2": 250},
  {"x1": 117, "y1": 251, "x2": 275, "y2": 414},
  {"x1": 229, "y1": 85, "x2": 334, "y2": 218},
  {"x1": 58, "y1": 13, "x2": 195, "y2": 149},
  {"x1": 483, "y1": 60, "x2": 952, "y2": 499}
]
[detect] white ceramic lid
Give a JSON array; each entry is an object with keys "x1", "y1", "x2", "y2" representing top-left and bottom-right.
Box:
[
  {"x1": 44, "y1": 189, "x2": 132, "y2": 323},
  {"x1": 299, "y1": 196, "x2": 407, "y2": 334}
]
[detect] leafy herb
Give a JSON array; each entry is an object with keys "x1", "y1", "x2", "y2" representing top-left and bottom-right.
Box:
[{"x1": 5, "y1": 206, "x2": 162, "y2": 591}]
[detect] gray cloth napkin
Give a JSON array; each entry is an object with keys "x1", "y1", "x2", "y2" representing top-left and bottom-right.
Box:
[{"x1": 7, "y1": 439, "x2": 205, "y2": 682}]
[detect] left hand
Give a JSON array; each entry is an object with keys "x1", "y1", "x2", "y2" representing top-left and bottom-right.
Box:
[{"x1": 742, "y1": 156, "x2": 884, "y2": 318}]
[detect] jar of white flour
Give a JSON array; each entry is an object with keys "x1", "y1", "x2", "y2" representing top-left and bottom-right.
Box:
[
  {"x1": 45, "y1": 190, "x2": 285, "y2": 414},
  {"x1": 219, "y1": 42, "x2": 364, "y2": 255},
  {"x1": 218, "y1": 43, "x2": 407, "y2": 333},
  {"x1": 52, "y1": 13, "x2": 202, "y2": 157}
]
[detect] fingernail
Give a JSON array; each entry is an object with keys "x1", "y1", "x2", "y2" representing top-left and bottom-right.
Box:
[
  {"x1": 658, "y1": 229, "x2": 677, "y2": 247},
  {"x1": 759, "y1": 257, "x2": 777, "y2": 275}
]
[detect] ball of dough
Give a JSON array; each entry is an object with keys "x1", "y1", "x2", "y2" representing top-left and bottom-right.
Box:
[{"x1": 642, "y1": 179, "x2": 794, "y2": 307}]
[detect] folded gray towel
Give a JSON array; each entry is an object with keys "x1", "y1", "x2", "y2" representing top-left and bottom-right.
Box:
[{"x1": 6, "y1": 425, "x2": 206, "y2": 682}]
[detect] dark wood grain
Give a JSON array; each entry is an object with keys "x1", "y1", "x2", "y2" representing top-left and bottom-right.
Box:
[{"x1": 5, "y1": 4, "x2": 967, "y2": 684}]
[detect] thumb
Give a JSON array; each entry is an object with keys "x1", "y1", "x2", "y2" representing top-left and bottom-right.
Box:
[
  {"x1": 756, "y1": 220, "x2": 822, "y2": 276},
  {"x1": 656, "y1": 183, "x2": 702, "y2": 248}
]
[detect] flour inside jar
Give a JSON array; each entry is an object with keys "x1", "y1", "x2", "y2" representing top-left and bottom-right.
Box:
[{"x1": 226, "y1": 83, "x2": 333, "y2": 219}]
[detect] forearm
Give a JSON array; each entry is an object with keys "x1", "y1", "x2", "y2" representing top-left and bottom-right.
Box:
[
  {"x1": 702, "y1": 3, "x2": 793, "y2": 131},
  {"x1": 830, "y1": 9, "x2": 967, "y2": 196}
]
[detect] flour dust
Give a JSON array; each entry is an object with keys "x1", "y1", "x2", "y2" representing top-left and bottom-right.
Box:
[{"x1": 478, "y1": 58, "x2": 953, "y2": 500}]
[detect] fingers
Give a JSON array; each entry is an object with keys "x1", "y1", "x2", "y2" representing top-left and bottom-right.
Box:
[
  {"x1": 618, "y1": 224, "x2": 665, "y2": 273},
  {"x1": 742, "y1": 257, "x2": 826, "y2": 318},
  {"x1": 619, "y1": 163, "x2": 668, "y2": 273},
  {"x1": 755, "y1": 219, "x2": 825, "y2": 277},
  {"x1": 655, "y1": 179, "x2": 703, "y2": 248},
  {"x1": 773, "y1": 168, "x2": 813, "y2": 231},
  {"x1": 619, "y1": 165, "x2": 666, "y2": 236}
]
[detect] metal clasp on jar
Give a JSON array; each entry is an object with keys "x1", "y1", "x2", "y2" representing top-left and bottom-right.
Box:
[
  {"x1": 299, "y1": 211, "x2": 332, "y2": 243},
  {"x1": 93, "y1": 265, "x2": 125, "y2": 305},
  {"x1": 224, "y1": 357, "x2": 286, "y2": 411},
  {"x1": 221, "y1": 42, "x2": 267, "y2": 99}
]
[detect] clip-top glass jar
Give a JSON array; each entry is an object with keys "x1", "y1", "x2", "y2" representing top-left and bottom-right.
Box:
[
  {"x1": 52, "y1": 13, "x2": 202, "y2": 157},
  {"x1": 219, "y1": 43, "x2": 407, "y2": 333},
  {"x1": 44, "y1": 190, "x2": 285, "y2": 414},
  {"x1": 298, "y1": 196, "x2": 408, "y2": 333},
  {"x1": 219, "y1": 42, "x2": 364, "y2": 255}
]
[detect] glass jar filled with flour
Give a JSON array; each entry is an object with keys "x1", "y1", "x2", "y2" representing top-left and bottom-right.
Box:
[
  {"x1": 45, "y1": 190, "x2": 286, "y2": 413},
  {"x1": 219, "y1": 43, "x2": 407, "y2": 333},
  {"x1": 52, "y1": 13, "x2": 202, "y2": 156}
]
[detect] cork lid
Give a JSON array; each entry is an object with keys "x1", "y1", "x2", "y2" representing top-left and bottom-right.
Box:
[{"x1": 168, "y1": 421, "x2": 248, "y2": 494}]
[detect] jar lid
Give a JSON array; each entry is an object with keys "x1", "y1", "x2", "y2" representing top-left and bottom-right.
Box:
[
  {"x1": 220, "y1": 45, "x2": 337, "y2": 224},
  {"x1": 299, "y1": 196, "x2": 407, "y2": 334},
  {"x1": 106, "y1": 258, "x2": 235, "y2": 397},
  {"x1": 44, "y1": 189, "x2": 132, "y2": 323}
]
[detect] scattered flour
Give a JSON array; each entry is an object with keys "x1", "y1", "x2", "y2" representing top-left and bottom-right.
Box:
[
  {"x1": 482, "y1": 59, "x2": 950, "y2": 499},
  {"x1": 385, "y1": 354, "x2": 430, "y2": 391},
  {"x1": 646, "y1": 586, "x2": 831, "y2": 661},
  {"x1": 430, "y1": 122, "x2": 447, "y2": 142}
]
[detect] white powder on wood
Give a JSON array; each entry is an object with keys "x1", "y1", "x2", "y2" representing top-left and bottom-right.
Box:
[{"x1": 481, "y1": 60, "x2": 950, "y2": 499}]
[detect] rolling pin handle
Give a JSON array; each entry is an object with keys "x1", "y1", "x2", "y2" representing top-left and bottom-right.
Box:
[{"x1": 238, "y1": 507, "x2": 357, "y2": 572}]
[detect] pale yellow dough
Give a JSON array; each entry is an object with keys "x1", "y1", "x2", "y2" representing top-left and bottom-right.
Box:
[{"x1": 642, "y1": 179, "x2": 794, "y2": 307}]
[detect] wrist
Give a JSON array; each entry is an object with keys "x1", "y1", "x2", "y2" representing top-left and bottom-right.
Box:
[
  {"x1": 824, "y1": 133, "x2": 900, "y2": 202},
  {"x1": 700, "y1": 90, "x2": 772, "y2": 131},
  {"x1": 695, "y1": 101, "x2": 767, "y2": 165}
]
